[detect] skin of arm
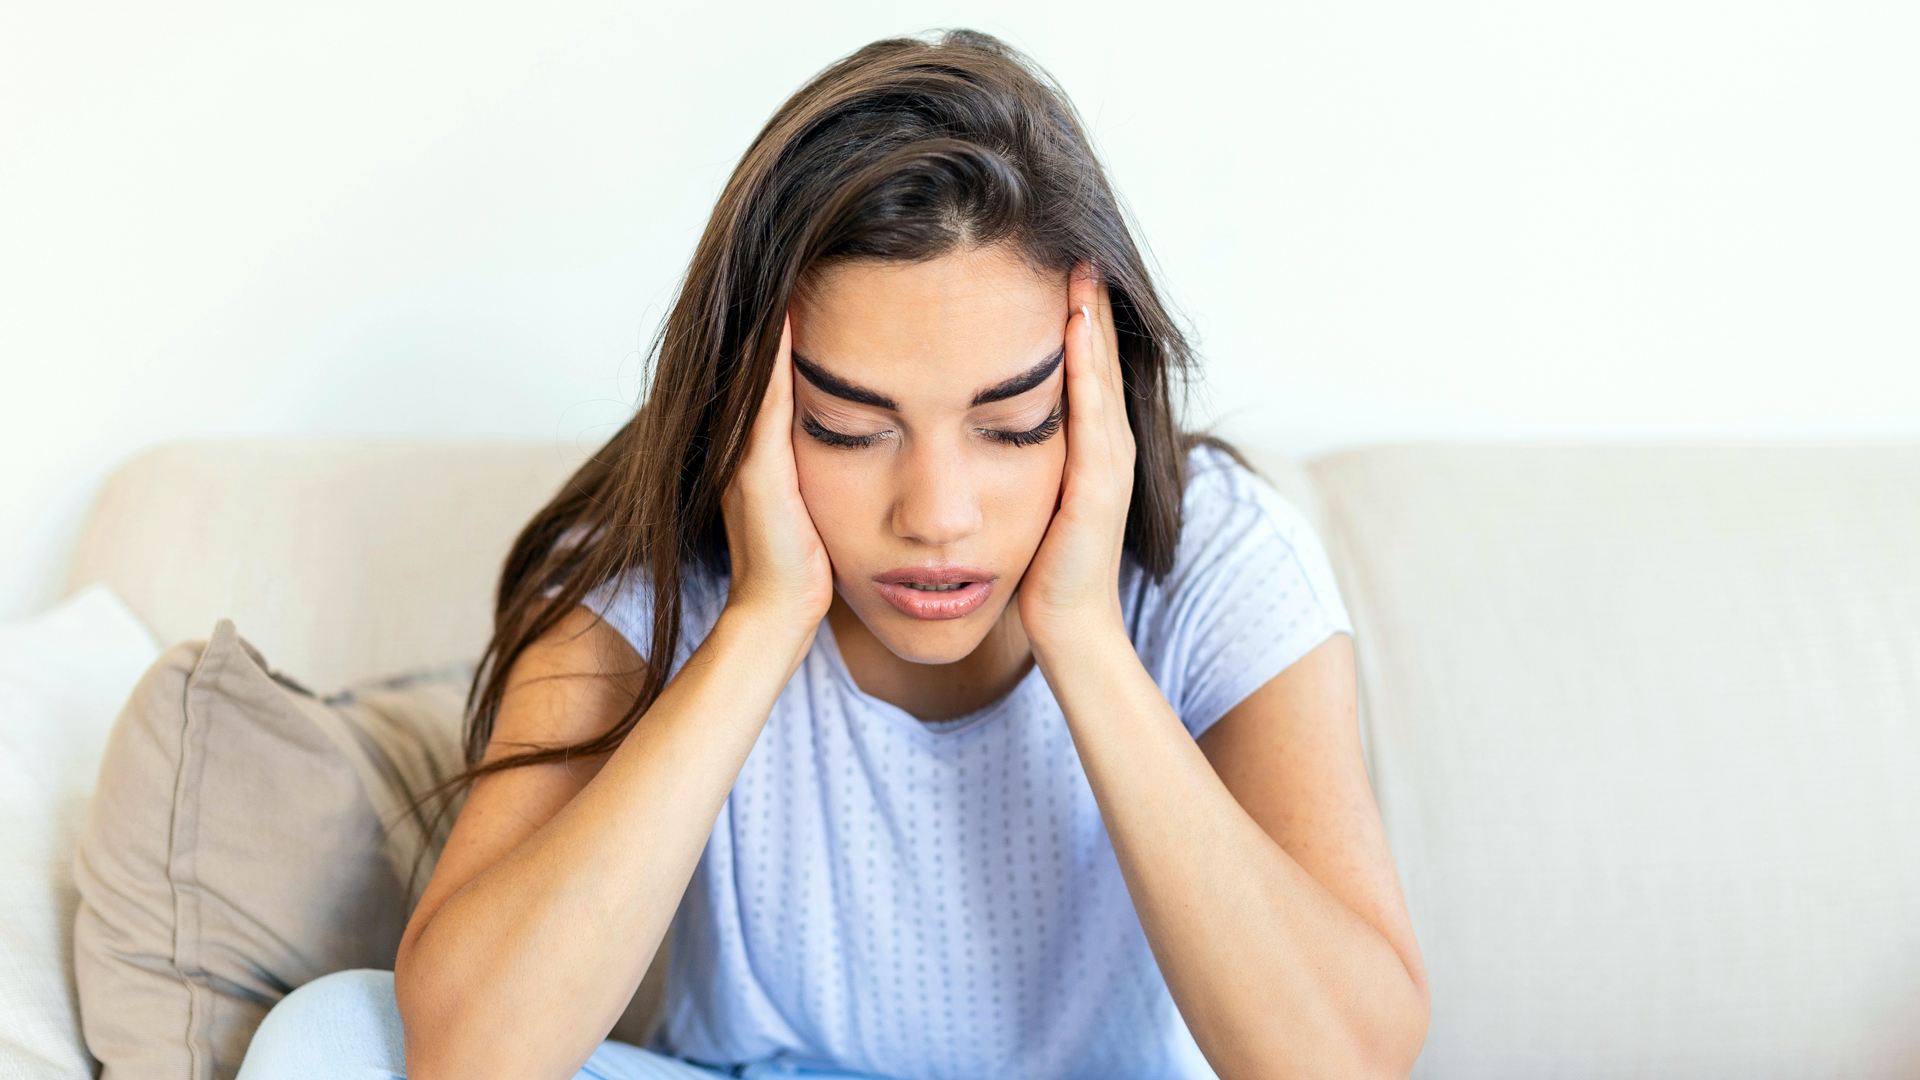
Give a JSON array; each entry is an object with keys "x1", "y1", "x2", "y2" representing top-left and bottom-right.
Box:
[
  {"x1": 394, "y1": 318, "x2": 832, "y2": 1080},
  {"x1": 1020, "y1": 272, "x2": 1429, "y2": 1080},
  {"x1": 395, "y1": 282, "x2": 1423, "y2": 1080}
]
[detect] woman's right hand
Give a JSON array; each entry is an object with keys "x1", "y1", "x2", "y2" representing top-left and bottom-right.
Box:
[{"x1": 719, "y1": 314, "x2": 834, "y2": 649}]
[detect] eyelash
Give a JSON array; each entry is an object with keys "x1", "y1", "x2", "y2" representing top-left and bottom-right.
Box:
[
  {"x1": 800, "y1": 414, "x2": 883, "y2": 449},
  {"x1": 800, "y1": 407, "x2": 1064, "y2": 450},
  {"x1": 982, "y1": 406, "x2": 1063, "y2": 447}
]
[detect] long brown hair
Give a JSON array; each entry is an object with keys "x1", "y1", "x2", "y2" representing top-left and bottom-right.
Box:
[{"x1": 464, "y1": 29, "x2": 1203, "y2": 777}]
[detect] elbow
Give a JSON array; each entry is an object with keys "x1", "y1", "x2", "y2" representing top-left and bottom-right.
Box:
[
  {"x1": 392, "y1": 934, "x2": 470, "y2": 1080},
  {"x1": 1302, "y1": 999, "x2": 1429, "y2": 1080},
  {"x1": 1337, "y1": 959, "x2": 1429, "y2": 1080},
  {"x1": 1345, "y1": 968, "x2": 1430, "y2": 1080},
  {"x1": 1370, "y1": 979, "x2": 1430, "y2": 1080},
  {"x1": 392, "y1": 982, "x2": 488, "y2": 1080},
  {"x1": 1223, "y1": 971, "x2": 1430, "y2": 1080},
  {"x1": 1342, "y1": 935, "x2": 1431, "y2": 1080},
  {"x1": 392, "y1": 936, "x2": 586, "y2": 1080}
]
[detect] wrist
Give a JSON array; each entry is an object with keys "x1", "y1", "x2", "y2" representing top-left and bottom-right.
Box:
[
  {"x1": 1026, "y1": 608, "x2": 1132, "y2": 674},
  {"x1": 714, "y1": 600, "x2": 820, "y2": 672}
]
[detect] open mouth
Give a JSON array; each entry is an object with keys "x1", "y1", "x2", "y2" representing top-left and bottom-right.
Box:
[{"x1": 873, "y1": 567, "x2": 997, "y2": 620}]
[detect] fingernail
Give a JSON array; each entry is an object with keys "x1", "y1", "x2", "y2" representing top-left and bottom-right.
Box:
[{"x1": 1081, "y1": 305, "x2": 1092, "y2": 333}]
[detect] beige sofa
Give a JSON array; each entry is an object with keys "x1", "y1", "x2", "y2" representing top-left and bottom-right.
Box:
[{"x1": 54, "y1": 439, "x2": 1920, "y2": 1078}]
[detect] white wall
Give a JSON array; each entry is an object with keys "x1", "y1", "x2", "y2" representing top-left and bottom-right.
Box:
[{"x1": 4, "y1": 0, "x2": 1917, "y2": 621}]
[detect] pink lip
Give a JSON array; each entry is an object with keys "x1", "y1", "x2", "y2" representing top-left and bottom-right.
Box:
[{"x1": 872, "y1": 565, "x2": 998, "y2": 620}]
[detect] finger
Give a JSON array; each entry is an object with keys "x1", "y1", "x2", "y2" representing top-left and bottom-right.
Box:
[
  {"x1": 1061, "y1": 297, "x2": 1095, "y2": 414},
  {"x1": 754, "y1": 315, "x2": 795, "y2": 447},
  {"x1": 1068, "y1": 259, "x2": 1097, "y2": 315},
  {"x1": 1074, "y1": 290, "x2": 1119, "y2": 429},
  {"x1": 1062, "y1": 265, "x2": 1100, "y2": 428},
  {"x1": 1078, "y1": 283, "x2": 1132, "y2": 468},
  {"x1": 1065, "y1": 302, "x2": 1118, "y2": 475},
  {"x1": 771, "y1": 313, "x2": 793, "y2": 409},
  {"x1": 1070, "y1": 266, "x2": 1117, "y2": 396},
  {"x1": 1090, "y1": 286, "x2": 1128, "y2": 470},
  {"x1": 1065, "y1": 264, "x2": 1130, "y2": 466},
  {"x1": 1082, "y1": 303, "x2": 1131, "y2": 469},
  {"x1": 1067, "y1": 275, "x2": 1097, "y2": 377},
  {"x1": 1064, "y1": 301, "x2": 1101, "y2": 390}
]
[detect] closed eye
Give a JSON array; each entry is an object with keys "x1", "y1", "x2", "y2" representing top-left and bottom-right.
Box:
[
  {"x1": 800, "y1": 413, "x2": 890, "y2": 449},
  {"x1": 801, "y1": 409, "x2": 1061, "y2": 449},
  {"x1": 979, "y1": 405, "x2": 1063, "y2": 447}
]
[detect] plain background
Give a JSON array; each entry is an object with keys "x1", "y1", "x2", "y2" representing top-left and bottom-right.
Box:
[{"x1": 3, "y1": 0, "x2": 1917, "y2": 622}]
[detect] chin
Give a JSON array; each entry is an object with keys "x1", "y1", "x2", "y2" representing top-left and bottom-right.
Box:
[{"x1": 854, "y1": 596, "x2": 1007, "y2": 667}]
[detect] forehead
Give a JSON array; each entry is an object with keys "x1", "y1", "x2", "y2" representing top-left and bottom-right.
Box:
[{"x1": 791, "y1": 246, "x2": 1067, "y2": 396}]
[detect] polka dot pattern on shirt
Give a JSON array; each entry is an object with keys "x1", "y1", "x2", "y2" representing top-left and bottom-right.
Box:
[{"x1": 591, "y1": 446, "x2": 1352, "y2": 1080}]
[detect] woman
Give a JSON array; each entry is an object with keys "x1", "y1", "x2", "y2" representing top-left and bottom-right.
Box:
[{"x1": 239, "y1": 29, "x2": 1428, "y2": 1080}]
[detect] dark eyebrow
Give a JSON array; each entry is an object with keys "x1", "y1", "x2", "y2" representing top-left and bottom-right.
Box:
[
  {"x1": 790, "y1": 347, "x2": 1065, "y2": 410},
  {"x1": 971, "y1": 349, "x2": 1064, "y2": 406},
  {"x1": 791, "y1": 352, "x2": 898, "y2": 410}
]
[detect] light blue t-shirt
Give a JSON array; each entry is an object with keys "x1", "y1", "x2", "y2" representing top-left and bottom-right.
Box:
[{"x1": 590, "y1": 445, "x2": 1352, "y2": 1080}]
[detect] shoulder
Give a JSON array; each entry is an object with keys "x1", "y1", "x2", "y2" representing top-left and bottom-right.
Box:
[
  {"x1": 1162, "y1": 442, "x2": 1340, "y2": 602},
  {"x1": 1126, "y1": 442, "x2": 1352, "y2": 736},
  {"x1": 1179, "y1": 441, "x2": 1304, "y2": 528},
  {"x1": 583, "y1": 562, "x2": 730, "y2": 670}
]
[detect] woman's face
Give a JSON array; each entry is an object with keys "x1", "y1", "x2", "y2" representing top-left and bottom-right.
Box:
[{"x1": 789, "y1": 245, "x2": 1069, "y2": 666}]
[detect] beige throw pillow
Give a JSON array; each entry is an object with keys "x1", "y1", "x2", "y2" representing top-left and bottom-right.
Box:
[{"x1": 71, "y1": 621, "x2": 469, "y2": 1080}]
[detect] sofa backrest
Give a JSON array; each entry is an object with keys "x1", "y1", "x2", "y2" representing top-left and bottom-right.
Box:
[
  {"x1": 65, "y1": 441, "x2": 582, "y2": 692},
  {"x1": 65, "y1": 439, "x2": 1920, "y2": 1075},
  {"x1": 1314, "y1": 445, "x2": 1920, "y2": 1078},
  {"x1": 64, "y1": 441, "x2": 1326, "y2": 693}
]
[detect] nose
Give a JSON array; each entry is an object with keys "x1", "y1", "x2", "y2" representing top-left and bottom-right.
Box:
[{"x1": 890, "y1": 435, "x2": 982, "y2": 548}]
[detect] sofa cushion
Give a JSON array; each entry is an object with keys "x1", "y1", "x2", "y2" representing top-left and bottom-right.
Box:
[
  {"x1": 71, "y1": 622, "x2": 469, "y2": 1080},
  {"x1": 1312, "y1": 445, "x2": 1920, "y2": 1079}
]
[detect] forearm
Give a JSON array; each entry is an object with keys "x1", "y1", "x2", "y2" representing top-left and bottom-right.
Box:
[
  {"x1": 1036, "y1": 631, "x2": 1426, "y2": 1080},
  {"x1": 396, "y1": 609, "x2": 807, "y2": 1080}
]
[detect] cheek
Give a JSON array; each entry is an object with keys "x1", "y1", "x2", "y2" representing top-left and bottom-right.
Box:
[
  {"x1": 978, "y1": 444, "x2": 1067, "y2": 557},
  {"x1": 792, "y1": 435, "x2": 881, "y2": 567}
]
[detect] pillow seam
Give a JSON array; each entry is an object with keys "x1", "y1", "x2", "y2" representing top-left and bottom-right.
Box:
[{"x1": 171, "y1": 626, "x2": 231, "y2": 1080}]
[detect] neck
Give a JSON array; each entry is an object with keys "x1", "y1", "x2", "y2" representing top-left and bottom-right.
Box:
[{"x1": 826, "y1": 593, "x2": 1035, "y2": 721}]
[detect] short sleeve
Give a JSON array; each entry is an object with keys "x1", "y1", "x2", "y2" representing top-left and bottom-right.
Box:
[
  {"x1": 583, "y1": 574, "x2": 649, "y2": 653},
  {"x1": 582, "y1": 567, "x2": 727, "y2": 678},
  {"x1": 1126, "y1": 447, "x2": 1353, "y2": 739}
]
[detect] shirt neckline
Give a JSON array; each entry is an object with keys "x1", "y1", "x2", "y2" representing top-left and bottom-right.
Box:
[{"x1": 813, "y1": 614, "x2": 1046, "y2": 740}]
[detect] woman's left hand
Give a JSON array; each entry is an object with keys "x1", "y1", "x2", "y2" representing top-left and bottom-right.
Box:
[{"x1": 1018, "y1": 263, "x2": 1137, "y2": 661}]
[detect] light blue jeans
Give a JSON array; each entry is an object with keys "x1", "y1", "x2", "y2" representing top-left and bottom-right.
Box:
[{"x1": 235, "y1": 970, "x2": 882, "y2": 1080}]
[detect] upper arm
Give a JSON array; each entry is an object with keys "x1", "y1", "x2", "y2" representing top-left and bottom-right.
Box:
[
  {"x1": 1197, "y1": 631, "x2": 1427, "y2": 992},
  {"x1": 398, "y1": 605, "x2": 645, "y2": 960}
]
